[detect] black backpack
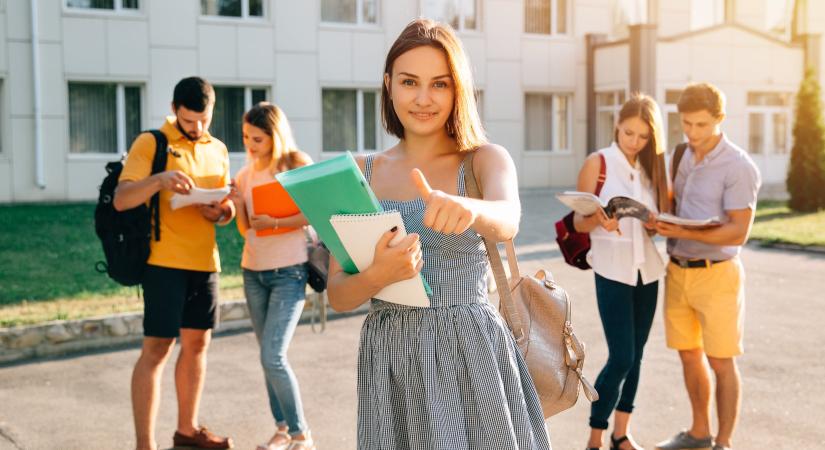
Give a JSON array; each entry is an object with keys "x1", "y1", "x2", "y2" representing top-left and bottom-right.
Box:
[{"x1": 94, "y1": 130, "x2": 169, "y2": 286}]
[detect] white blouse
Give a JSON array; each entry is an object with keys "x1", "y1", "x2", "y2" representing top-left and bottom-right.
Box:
[{"x1": 588, "y1": 143, "x2": 665, "y2": 286}]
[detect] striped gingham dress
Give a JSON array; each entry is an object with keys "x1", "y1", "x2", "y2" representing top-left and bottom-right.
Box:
[{"x1": 357, "y1": 155, "x2": 552, "y2": 450}]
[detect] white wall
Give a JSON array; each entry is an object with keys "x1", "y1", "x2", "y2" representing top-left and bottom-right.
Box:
[
  {"x1": 657, "y1": 0, "x2": 691, "y2": 36},
  {"x1": 0, "y1": 0, "x2": 815, "y2": 201},
  {"x1": 658, "y1": 26, "x2": 803, "y2": 185}
]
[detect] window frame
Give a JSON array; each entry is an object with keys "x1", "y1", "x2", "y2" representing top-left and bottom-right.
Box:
[
  {"x1": 419, "y1": 0, "x2": 482, "y2": 33},
  {"x1": 321, "y1": 87, "x2": 382, "y2": 154},
  {"x1": 746, "y1": 91, "x2": 793, "y2": 156},
  {"x1": 211, "y1": 85, "x2": 270, "y2": 154},
  {"x1": 320, "y1": 0, "x2": 381, "y2": 27},
  {"x1": 595, "y1": 89, "x2": 626, "y2": 150},
  {"x1": 524, "y1": 91, "x2": 574, "y2": 154},
  {"x1": 66, "y1": 81, "x2": 144, "y2": 157},
  {"x1": 199, "y1": 0, "x2": 267, "y2": 21},
  {"x1": 523, "y1": 0, "x2": 569, "y2": 37},
  {"x1": 63, "y1": 0, "x2": 142, "y2": 16},
  {"x1": 663, "y1": 88, "x2": 685, "y2": 152}
]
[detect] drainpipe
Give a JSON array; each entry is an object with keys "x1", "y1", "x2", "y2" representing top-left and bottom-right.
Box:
[{"x1": 31, "y1": 0, "x2": 45, "y2": 189}]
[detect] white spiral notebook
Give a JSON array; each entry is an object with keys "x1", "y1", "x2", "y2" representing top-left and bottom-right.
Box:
[{"x1": 329, "y1": 211, "x2": 430, "y2": 307}]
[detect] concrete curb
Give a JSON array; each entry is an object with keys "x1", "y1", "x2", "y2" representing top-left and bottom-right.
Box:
[
  {"x1": 0, "y1": 294, "x2": 366, "y2": 366},
  {"x1": 752, "y1": 240, "x2": 825, "y2": 254}
]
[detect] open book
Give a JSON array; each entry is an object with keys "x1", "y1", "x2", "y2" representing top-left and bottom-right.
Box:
[
  {"x1": 556, "y1": 191, "x2": 722, "y2": 228},
  {"x1": 555, "y1": 191, "x2": 652, "y2": 221},
  {"x1": 657, "y1": 213, "x2": 722, "y2": 229}
]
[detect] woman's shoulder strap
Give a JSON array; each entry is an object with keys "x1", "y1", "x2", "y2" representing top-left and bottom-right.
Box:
[{"x1": 362, "y1": 153, "x2": 376, "y2": 182}]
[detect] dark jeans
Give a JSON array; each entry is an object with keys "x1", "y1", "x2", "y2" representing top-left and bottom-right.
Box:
[{"x1": 589, "y1": 272, "x2": 658, "y2": 430}]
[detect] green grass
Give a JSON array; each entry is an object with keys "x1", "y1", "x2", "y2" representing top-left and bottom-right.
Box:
[
  {"x1": 751, "y1": 200, "x2": 825, "y2": 248},
  {"x1": 0, "y1": 202, "x2": 246, "y2": 327},
  {"x1": 1, "y1": 199, "x2": 821, "y2": 327}
]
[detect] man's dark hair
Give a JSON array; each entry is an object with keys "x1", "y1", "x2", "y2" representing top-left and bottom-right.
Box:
[{"x1": 172, "y1": 77, "x2": 215, "y2": 112}]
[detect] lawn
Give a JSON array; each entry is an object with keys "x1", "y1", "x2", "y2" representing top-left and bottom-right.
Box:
[
  {"x1": 750, "y1": 201, "x2": 825, "y2": 248},
  {"x1": 0, "y1": 202, "x2": 246, "y2": 327},
  {"x1": 1, "y1": 200, "x2": 822, "y2": 327}
]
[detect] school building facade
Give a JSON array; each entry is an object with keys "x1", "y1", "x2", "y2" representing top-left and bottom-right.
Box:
[{"x1": 0, "y1": 0, "x2": 821, "y2": 202}]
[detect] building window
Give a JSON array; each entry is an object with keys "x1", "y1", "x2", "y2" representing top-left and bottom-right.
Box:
[
  {"x1": 0, "y1": 81, "x2": 3, "y2": 154},
  {"x1": 690, "y1": 0, "x2": 724, "y2": 30},
  {"x1": 596, "y1": 90, "x2": 625, "y2": 149},
  {"x1": 664, "y1": 89, "x2": 684, "y2": 151},
  {"x1": 201, "y1": 0, "x2": 264, "y2": 18},
  {"x1": 525, "y1": 93, "x2": 572, "y2": 152},
  {"x1": 747, "y1": 92, "x2": 792, "y2": 155},
  {"x1": 66, "y1": 0, "x2": 139, "y2": 11},
  {"x1": 69, "y1": 82, "x2": 141, "y2": 154},
  {"x1": 421, "y1": 0, "x2": 478, "y2": 32},
  {"x1": 322, "y1": 88, "x2": 380, "y2": 153},
  {"x1": 211, "y1": 86, "x2": 268, "y2": 153},
  {"x1": 525, "y1": 0, "x2": 566, "y2": 35},
  {"x1": 321, "y1": 0, "x2": 378, "y2": 25}
]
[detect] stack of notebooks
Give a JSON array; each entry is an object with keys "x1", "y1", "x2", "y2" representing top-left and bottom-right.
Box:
[{"x1": 276, "y1": 152, "x2": 431, "y2": 307}]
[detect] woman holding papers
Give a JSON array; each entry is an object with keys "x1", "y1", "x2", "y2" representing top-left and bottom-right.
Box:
[
  {"x1": 574, "y1": 94, "x2": 669, "y2": 450},
  {"x1": 326, "y1": 19, "x2": 550, "y2": 450},
  {"x1": 227, "y1": 102, "x2": 315, "y2": 450}
]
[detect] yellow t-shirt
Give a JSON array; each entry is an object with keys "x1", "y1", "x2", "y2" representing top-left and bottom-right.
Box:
[{"x1": 119, "y1": 117, "x2": 230, "y2": 272}]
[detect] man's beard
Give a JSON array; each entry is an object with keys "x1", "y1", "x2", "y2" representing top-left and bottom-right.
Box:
[{"x1": 176, "y1": 121, "x2": 200, "y2": 141}]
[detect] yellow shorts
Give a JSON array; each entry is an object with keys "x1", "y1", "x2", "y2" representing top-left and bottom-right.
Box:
[{"x1": 664, "y1": 258, "x2": 745, "y2": 358}]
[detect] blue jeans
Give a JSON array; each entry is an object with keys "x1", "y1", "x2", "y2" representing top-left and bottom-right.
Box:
[
  {"x1": 243, "y1": 264, "x2": 308, "y2": 435},
  {"x1": 589, "y1": 272, "x2": 658, "y2": 430}
]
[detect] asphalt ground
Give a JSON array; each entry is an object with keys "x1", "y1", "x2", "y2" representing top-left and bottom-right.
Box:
[{"x1": 1, "y1": 188, "x2": 823, "y2": 450}]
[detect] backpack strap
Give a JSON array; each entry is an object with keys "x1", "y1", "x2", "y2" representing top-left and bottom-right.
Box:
[
  {"x1": 146, "y1": 130, "x2": 169, "y2": 241},
  {"x1": 594, "y1": 153, "x2": 606, "y2": 196},
  {"x1": 462, "y1": 150, "x2": 526, "y2": 343},
  {"x1": 670, "y1": 142, "x2": 688, "y2": 211}
]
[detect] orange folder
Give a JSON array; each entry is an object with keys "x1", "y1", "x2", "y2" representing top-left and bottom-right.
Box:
[{"x1": 251, "y1": 181, "x2": 300, "y2": 237}]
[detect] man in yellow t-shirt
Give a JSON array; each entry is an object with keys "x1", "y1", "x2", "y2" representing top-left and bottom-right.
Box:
[{"x1": 114, "y1": 77, "x2": 234, "y2": 450}]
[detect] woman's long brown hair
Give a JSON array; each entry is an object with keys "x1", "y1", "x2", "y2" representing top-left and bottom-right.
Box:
[
  {"x1": 381, "y1": 18, "x2": 486, "y2": 152},
  {"x1": 613, "y1": 93, "x2": 671, "y2": 214}
]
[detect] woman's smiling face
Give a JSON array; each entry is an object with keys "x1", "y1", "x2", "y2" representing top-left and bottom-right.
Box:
[{"x1": 386, "y1": 45, "x2": 455, "y2": 138}]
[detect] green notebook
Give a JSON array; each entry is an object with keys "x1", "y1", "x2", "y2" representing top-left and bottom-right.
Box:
[{"x1": 276, "y1": 152, "x2": 432, "y2": 296}]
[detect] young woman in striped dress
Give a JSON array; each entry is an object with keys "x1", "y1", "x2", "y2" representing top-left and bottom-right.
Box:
[{"x1": 326, "y1": 19, "x2": 552, "y2": 450}]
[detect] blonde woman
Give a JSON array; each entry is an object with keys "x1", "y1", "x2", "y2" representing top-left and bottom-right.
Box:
[{"x1": 227, "y1": 102, "x2": 315, "y2": 450}]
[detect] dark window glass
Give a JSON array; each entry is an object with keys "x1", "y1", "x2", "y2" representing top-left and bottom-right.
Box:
[
  {"x1": 67, "y1": 0, "x2": 115, "y2": 9},
  {"x1": 201, "y1": 0, "x2": 241, "y2": 17},
  {"x1": 251, "y1": 88, "x2": 267, "y2": 105},
  {"x1": 69, "y1": 83, "x2": 117, "y2": 153},
  {"x1": 323, "y1": 89, "x2": 357, "y2": 152},
  {"x1": 212, "y1": 87, "x2": 246, "y2": 152},
  {"x1": 124, "y1": 86, "x2": 142, "y2": 146},
  {"x1": 363, "y1": 91, "x2": 376, "y2": 151}
]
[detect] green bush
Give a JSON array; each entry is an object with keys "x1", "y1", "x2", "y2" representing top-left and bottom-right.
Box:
[{"x1": 787, "y1": 68, "x2": 825, "y2": 212}]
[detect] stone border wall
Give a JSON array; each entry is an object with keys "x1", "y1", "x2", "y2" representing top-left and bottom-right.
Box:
[{"x1": 0, "y1": 300, "x2": 253, "y2": 365}]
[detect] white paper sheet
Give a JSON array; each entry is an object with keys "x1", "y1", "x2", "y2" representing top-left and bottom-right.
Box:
[{"x1": 169, "y1": 186, "x2": 230, "y2": 210}]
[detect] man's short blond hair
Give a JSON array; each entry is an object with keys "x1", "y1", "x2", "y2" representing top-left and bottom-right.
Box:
[{"x1": 677, "y1": 82, "x2": 726, "y2": 118}]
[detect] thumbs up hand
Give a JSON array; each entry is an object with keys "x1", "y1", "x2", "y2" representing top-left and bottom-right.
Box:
[{"x1": 411, "y1": 168, "x2": 477, "y2": 235}]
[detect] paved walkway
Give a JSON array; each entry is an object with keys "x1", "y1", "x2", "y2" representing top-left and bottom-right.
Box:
[{"x1": 1, "y1": 189, "x2": 824, "y2": 449}]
